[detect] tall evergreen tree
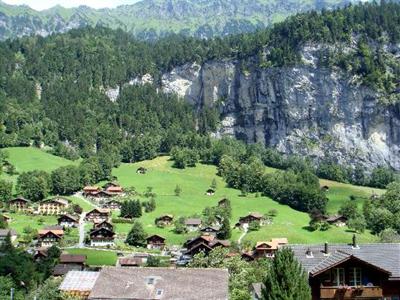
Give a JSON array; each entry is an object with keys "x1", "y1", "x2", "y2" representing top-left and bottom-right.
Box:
[
  {"x1": 262, "y1": 248, "x2": 311, "y2": 300},
  {"x1": 125, "y1": 221, "x2": 147, "y2": 247}
]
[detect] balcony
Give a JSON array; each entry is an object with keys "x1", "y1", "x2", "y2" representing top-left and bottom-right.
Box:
[{"x1": 320, "y1": 286, "x2": 383, "y2": 299}]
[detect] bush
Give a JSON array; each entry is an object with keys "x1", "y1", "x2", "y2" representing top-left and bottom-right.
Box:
[{"x1": 248, "y1": 221, "x2": 260, "y2": 231}]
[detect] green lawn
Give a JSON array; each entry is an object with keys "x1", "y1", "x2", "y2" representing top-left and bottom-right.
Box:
[
  {"x1": 112, "y1": 156, "x2": 379, "y2": 246},
  {"x1": 7, "y1": 212, "x2": 58, "y2": 235},
  {"x1": 1, "y1": 147, "x2": 78, "y2": 185},
  {"x1": 65, "y1": 248, "x2": 117, "y2": 266},
  {"x1": 66, "y1": 195, "x2": 95, "y2": 212}
]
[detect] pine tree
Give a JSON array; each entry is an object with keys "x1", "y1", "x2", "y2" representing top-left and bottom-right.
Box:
[
  {"x1": 262, "y1": 248, "x2": 311, "y2": 300},
  {"x1": 125, "y1": 221, "x2": 147, "y2": 247},
  {"x1": 217, "y1": 217, "x2": 231, "y2": 240}
]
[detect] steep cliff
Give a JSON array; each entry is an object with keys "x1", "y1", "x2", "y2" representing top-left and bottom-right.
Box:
[{"x1": 161, "y1": 46, "x2": 400, "y2": 171}]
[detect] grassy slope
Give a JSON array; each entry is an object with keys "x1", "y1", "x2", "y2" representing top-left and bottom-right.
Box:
[
  {"x1": 2, "y1": 147, "x2": 381, "y2": 246},
  {"x1": 1, "y1": 147, "x2": 78, "y2": 185},
  {"x1": 113, "y1": 156, "x2": 378, "y2": 245},
  {"x1": 65, "y1": 248, "x2": 117, "y2": 266}
]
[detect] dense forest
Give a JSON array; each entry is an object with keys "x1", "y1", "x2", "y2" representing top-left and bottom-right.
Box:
[{"x1": 0, "y1": 1, "x2": 399, "y2": 176}]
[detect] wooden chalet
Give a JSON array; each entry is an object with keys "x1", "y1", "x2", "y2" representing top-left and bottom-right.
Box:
[
  {"x1": 326, "y1": 215, "x2": 348, "y2": 227},
  {"x1": 205, "y1": 188, "x2": 215, "y2": 196},
  {"x1": 200, "y1": 225, "x2": 220, "y2": 237},
  {"x1": 102, "y1": 199, "x2": 121, "y2": 210},
  {"x1": 93, "y1": 220, "x2": 114, "y2": 231},
  {"x1": 9, "y1": 197, "x2": 30, "y2": 211},
  {"x1": 146, "y1": 234, "x2": 166, "y2": 250},
  {"x1": 91, "y1": 190, "x2": 115, "y2": 199},
  {"x1": 89, "y1": 227, "x2": 115, "y2": 247},
  {"x1": 103, "y1": 181, "x2": 120, "y2": 189},
  {"x1": 155, "y1": 214, "x2": 174, "y2": 226},
  {"x1": 254, "y1": 238, "x2": 288, "y2": 259},
  {"x1": 237, "y1": 212, "x2": 265, "y2": 227},
  {"x1": 85, "y1": 208, "x2": 110, "y2": 223},
  {"x1": 218, "y1": 198, "x2": 229, "y2": 208},
  {"x1": 38, "y1": 197, "x2": 69, "y2": 215},
  {"x1": 292, "y1": 239, "x2": 400, "y2": 300},
  {"x1": 136, "y1": 167, "x2": 147, "y2": 174},
  {"x1": 83, "y1": 186, "x2": 101, "y2": 197},
  {"x1": 185, "y1": 235, "x2": 230, "y2": 256},
  {"x1": 53, "y1": 254, "x2": 87, "y2": 276},
  {"x1": 33, "y1": 247, "x2": 48, "y2": 261},
  {"x1": 58, "y1": 214, "x2": 79, "y2": 228},
  {"x1": 105, "y1": 186, "x2": 123, "y2": 194},
  {"x1": 38, "y1": 229, "x2": 64, "y2": 247},
  {"x1": 185, "y1": 218, "x2": 202, "y2": 232}
]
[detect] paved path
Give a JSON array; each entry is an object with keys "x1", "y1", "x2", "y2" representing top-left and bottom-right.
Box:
[
  {"x1": 238, "y1": 224, "x2": 249, "y2": 245},
  {"x1": 78, "y1": 212, "x2": 86, "y2": 248}
]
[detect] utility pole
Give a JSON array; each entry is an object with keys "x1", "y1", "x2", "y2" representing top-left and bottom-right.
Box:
[{"x1": 10, "y1": 288, "x2": 14, "y2": 300}]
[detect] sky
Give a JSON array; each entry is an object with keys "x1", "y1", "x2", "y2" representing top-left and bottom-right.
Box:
[{"x1": 2, "y1": 0, "x2": 140, "y2": 10}]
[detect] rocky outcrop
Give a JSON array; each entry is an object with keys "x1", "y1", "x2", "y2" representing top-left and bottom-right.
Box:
[{"x1": 160, "y1": 52, "x2": 400, "y2": 171}]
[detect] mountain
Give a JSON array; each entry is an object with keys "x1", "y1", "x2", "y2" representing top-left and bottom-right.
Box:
[
  {"x1": 0, "y1": 2, "x2": 399, "y2": 173},
  {"x1": 0, "y1": 0, "x2": 359, "y2": 40}
]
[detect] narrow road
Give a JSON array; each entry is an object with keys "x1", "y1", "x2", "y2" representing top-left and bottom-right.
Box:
[
  {"x1": 78, "y1": 212, "x2": 86, "y2": 248},
  {"x1": 238, "y1": 224, "x2": 249, "y2": 245}
]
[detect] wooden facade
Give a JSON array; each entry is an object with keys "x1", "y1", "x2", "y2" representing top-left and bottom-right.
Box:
[
  {"x1": 146, "y1": 234, "x2": 166, "y2": 250},
  {"x1": 9, "y1": 197, "x2": 30, "y2": 211},
  {"x1": 38, "y1": 198, "x2": 69, "y2": 215}
]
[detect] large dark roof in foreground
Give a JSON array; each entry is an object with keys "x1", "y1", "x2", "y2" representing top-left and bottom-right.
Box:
[
  {"x1": 290, "y1": 243, "x2": 400, "y2": 279},
  {"x1": 88, "y1": 267, "x2": 229, "y2": 300}
]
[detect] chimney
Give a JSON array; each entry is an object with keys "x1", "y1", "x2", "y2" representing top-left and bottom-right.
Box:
[
  {"x1": 306, "y1": 248, "x2": 313, "y2": 258},
  {"x1": 324, "y1": 242, "x2": 329, "y2": 255}
]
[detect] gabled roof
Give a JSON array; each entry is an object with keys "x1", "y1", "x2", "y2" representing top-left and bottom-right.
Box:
[
  {"x1": 0, "y1": 229, "x2": 17, "y2": 237},
  {"x1": 185, "y1": 218, "x2": 202, "y2": 226},
  {"x1": 157, "y1": 214, "x2": 174, "y2": 219},
  {"x1": 106, "y1": 186, "x2": 123, "y2": 193},
  {"x1": 146, "y1": 234, "x2": 166, "y2": 242},
  {"x1": 41, "y1": 197, "x2": 69, "y2": 206},
  {"x1": 38, "y1": 230, "x2": 63, "y2": 238},
  {"x1": 9, "y1": 197, "x2": 29, "y2": 203},
  {"x1": 326, "y1": 215, "x2": 347, "y2": 222},
  {"x1": 88, "y1": 267, "x2": 229, "y2": 300},
  {"x1": 87, "y1": 208, "x2": 110, "y2": 215},
  {"x1": 89, "y1": 227, "x2": 115, "y2": 237},
  {"x1": 94, "y1": 220, "x2": 113, "y2": 229},
  {"x1": 58, "y1": 214, "x2": 78, "y2": 222},
  {"x1": 44, "y1": 225, "x2": 64, "y2": 231},
  {"x1": 240, "y1": 212, "x2": 264, "y2": 220},
  {"x1": 60, "y1": 254, "x2": 87, "y2": 264},
  {"x1": 291, "y1": 243, "x2": 400, "y2": 279}
]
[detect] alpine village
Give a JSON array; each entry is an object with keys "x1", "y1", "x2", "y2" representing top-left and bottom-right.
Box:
[{"x1": 0, "y1": 0, "x2": 400, "y2": 299}]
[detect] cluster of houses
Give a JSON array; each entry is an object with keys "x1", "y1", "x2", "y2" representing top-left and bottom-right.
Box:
[
  {"x1": 83, "y1": 182, "x2": 124, "y2": 201},
  {"x1": 84, "y1": 208, "x2": 116, "y2": 247},
  {"x1": 8, "y1": 196, "x2": 70, "y2": 215}
]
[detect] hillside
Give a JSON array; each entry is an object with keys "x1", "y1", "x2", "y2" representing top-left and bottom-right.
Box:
[
  {"x1": 2, "y1": 147, "x2": 380, "y2": 245},
  {"x1": 0, "y1": 0, "x2": 358, "y2": 40}
]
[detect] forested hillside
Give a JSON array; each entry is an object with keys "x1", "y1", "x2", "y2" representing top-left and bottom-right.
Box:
[
  {"x1": 0, "y1": 0, "x2": 358, "y2": 40},
  {"x1": 0, "y1": 2, "x2": 399, "y2": 176}
]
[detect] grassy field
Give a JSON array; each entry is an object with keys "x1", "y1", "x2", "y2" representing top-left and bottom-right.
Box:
[
  {"x1": 112, "y1": 156, "x2": 379, "y2": 245},
  {"x1": 7, "y1": 212, "x2": 58, "y2": 235},
  {"x1": 1, "y1": 147, "x2": 78, "y2": 185},
  {"x1": 2, "y1": 147, "x2": 382, "y2": 247},
  {"x1": 65, "y1": 248, "x2": 117, "y2": 266}
]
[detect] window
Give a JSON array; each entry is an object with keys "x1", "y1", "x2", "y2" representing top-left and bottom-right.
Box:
[
  {"x1": 333, "y1": 268, "x2": 345, "y2": 286},
  {"x1": 156, "y1": 289, "x2": 163, "y2": 296},
  {"x1": 349, "y1": 268, "x2": 362, "y2": 286},
  {"x1": 147, "y1": 277, "x2": 155, "y2": 285}
]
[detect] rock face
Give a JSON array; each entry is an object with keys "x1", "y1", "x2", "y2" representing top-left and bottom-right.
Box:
[{"x1": 161, "y1": 57, "x2": 400, "y2": 171}]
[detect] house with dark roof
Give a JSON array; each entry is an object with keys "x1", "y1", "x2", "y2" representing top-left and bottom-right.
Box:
[
  {"x1": 200, "y1": 225, "x2": 221, "y2": 237},
  {"x1": 9, "y1": 197, "x2": 30, "y2": 211},
  {"x1": 205, "y1": 188, "x2": 215, "y2": 196},
  {"x1": 83, "y1": 186, "x2": 101, "y2": 197},
  {"x1": 86, "y1": 267, "x2": 229, "y2": 300},
  {"x1": 38, "y1": 230, "x2": 63, "y2": 247},
  {"x1": 53, "y1": 254, "x2": 87, "y2": 276},
  {"x1": 136, "y1": 167, "x2": 147, "y2": 174},
  {"x1": 58, "y1": 214, "x2": 79, "y2": 228},
  {"x1": 325, "y1": 215, "x2": 348, "y2": 227},
  {"x1": 102, "y1": 199, "x2": 121, "y2": 210},
  {"x1": 218, "y1": 198, "x2": 230, "y2": 208},
  {"x1": 291, "y1": 239, "x2": 400, "y2": 300},
  {"x1": 155, "y1": 214, "x2": 174, "y2": 226},
  {"x1": 146, "y1": 234, "x2": 166, "y2": 250},
  {"x1": 184, "y1": 235, "x2": 230, "y2": 256},
  {"x1": 93, "y1": 220, "x2": 114, "y2": 232},
  {"x1": 185, "y1": 218, "x2": 202, "y2": 232},
  {"x1": 89, "y1": 227, "x2": 115, "y2": 247},
  {"x1": 237, "y1": 212, "x2": 265, "y2": 227},
  {"x1": 244, "y1": 238, "x2": 289, "y2": 260},
  {"x1": 85, "y1": 208, "x2": 110, "y2": 223}
]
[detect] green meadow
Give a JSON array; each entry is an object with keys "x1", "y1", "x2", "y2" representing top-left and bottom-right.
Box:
[
  {"x1": 64, "y1": 248, "x2": 117, "y2": 266},
  {"x1": 2, "y1": 147, "x2": 382, "y2": 247}
]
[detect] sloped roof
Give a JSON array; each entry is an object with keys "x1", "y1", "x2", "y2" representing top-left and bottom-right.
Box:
[
  {"x1": 39, "y1": 229, "x2": 64, "y2": 237},
  {"x1": 9, "y1": 197, "x2": 29, "y2": 203},
  {"x1": 60, "y1": 254, "x2": 87, "y2": 264},
  {"x1": 0, "y1": 229, "x2": 17, "y2": 237},
  {"x1": 185, "y1": 218, "x2": 202, "y2": 225},
  {"x1": 146, "y1": 234, "x2": 166, "y2": 242},
  {"x1": 291, "y1": 243, "x2": 400, "y2": 279},
  {"x1": 89, "y1": 267, "x2": 229, "y2": 300},
  {"x1": 58, "y1": 214, "x2": 78, "y2": 222},
  {"x1": 59, "y1": 271, "x2": 99, "y2": 292}
]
